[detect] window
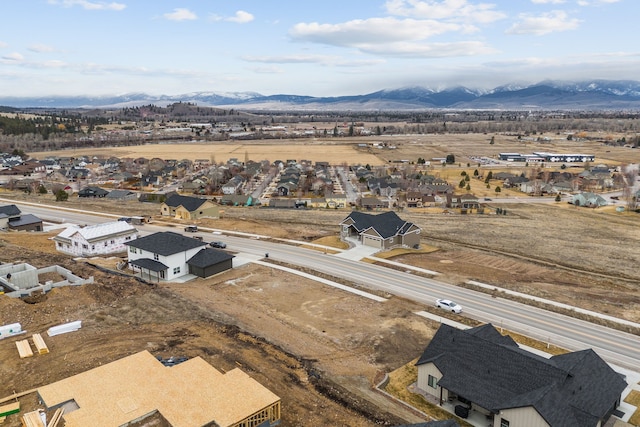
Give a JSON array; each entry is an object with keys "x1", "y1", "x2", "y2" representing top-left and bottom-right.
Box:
[
  {"x1": 129, "y1": 247, "x2": 137, "y2": 254},
  {"x1": 154, "y1": 253, "x2": 159, "y2": 261},
  {"x1": 173, "y1": 266, "x2": 181, "y2": 275},
  {"x1": 74, "y1": 242, "x2": 78, "y2": 247},
  {"x1": 428, "y1": 375, "x2": 438, "y2": 389},
  {"x1": 91, "y1": 245, "x2": 95, "y2": 250},
  {"x1": 82, "y1": 244, "x2": 88, "y2": 249},
  {"x1": 111, "y1": 240, "x2": 115, "y2": 244},
  {"x1": 500, "y1": 420, "x2": 510, "y2": 427}
]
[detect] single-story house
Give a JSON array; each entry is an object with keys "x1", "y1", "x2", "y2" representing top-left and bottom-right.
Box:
[
  {"x1": 359, "y1": 197, "x2": 388, "y2": 210},
  {"x1": 571, "y1": 192, "x2": 608, "y2": 208},
  {"x1": 125, "y1": 232, "x2": 233, "y2": 281},
  {"x1": 7, "y1": 214, "x2": 43, "y2": 232},
  {"x1": 53, "y1": 221, "x2": 138, "y2": 257},
  {"x1": 160, "y1": 194, "x2": 219, "y2": 220},
  {"x1": 340, "y1": 211, "x2": 421, "y2": 249},
  {"x1": 416, "y1": 323, "x2": 627, "y2": 427},
  {"x1": 105, "y1": 189, "x2": 138, "y2": 201},
  {"x1": 36, "y1": 350, "x2": 281, "y2": 427},
  {"x1": 78, "y1": 186, "x2": 109, "y2": 198}
]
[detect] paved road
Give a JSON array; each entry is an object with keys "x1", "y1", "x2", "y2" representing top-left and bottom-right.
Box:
[{"x1": 6, "y1": 199, "x2": 639, "y2": 371}]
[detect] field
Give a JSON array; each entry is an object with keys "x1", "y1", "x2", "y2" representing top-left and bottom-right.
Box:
[
  {"x1": 29, "y1": 130, "x2": 635, "y2": 166},
  {"x1": 2, "y1": 132, "x2": 640, "y2": 426}
]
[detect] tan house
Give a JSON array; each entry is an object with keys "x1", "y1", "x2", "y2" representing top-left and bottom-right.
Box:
[
  {"x1": 37, "y1": 350, "x2": 281, "y2": 427},
  {"x1": 340, "y1": 211, "x2": 421, "y2": 249},
  {"x1": 416, "y1": 324, "x2": 627, "y2": 427},
  {"x1": 160, "y1": 194, "x2": 219, "y2": 220}
]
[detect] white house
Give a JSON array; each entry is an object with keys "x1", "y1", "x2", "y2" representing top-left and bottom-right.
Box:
[
  {"x1": 124, "y1": 232, "x2": 207, "y2": 281},
  {"x1": 53, "y1": 221, "x2": 138, "y2": 257}
]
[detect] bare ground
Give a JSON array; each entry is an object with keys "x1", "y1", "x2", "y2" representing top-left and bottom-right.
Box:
[{"x1": 1, "y1": 144, "x2": 640, "y2": 426}]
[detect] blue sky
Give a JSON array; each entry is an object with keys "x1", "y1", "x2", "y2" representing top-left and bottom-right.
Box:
[{"x1": 0, "y1": 0, "x2": 635, "y2": 97}]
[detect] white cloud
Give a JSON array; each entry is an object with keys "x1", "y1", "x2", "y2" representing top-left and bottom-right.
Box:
[
  {"x1": 163, "y1": 8, "x2": 197, "y2": 21},
  {"x1": 243, "y1": 54, "x2": 385, "y2": 67},
  {"x1": 28, "y1": 44, "x2": 55, "y2": 53},
  {"x1": 506, "y1": 10, "x2": 581, "y2": 35},
  {"x1": 210, "y1": 10, "x2": 255, "y2": 24},
  {"x1": 361, "y1": 40, "x2": 497, "y2": 57},
  {"x1": 1, "y1": 52, "x2": 25, "y2": 62},
  {"x1": 47, "y1": 0, "x2": 126, "y2": 11},
  {"x1": 289, "y1": 16, "x2": 498, "y2": 58},
  {"x1": 577, "y1": 0, "x2": 620, "y2": 5},
  {"x1": 227, "y1": 10, "x2": 254, "y2": 24},
  {"x1": 384, "y1": 0, "x2": 506, "y2": 24},
  {"x1": 0, "y1": 41, "x2": 8, "y2": 49},
  {"x1": 531, "y1": 0, "x2": 565, "y2": 4},
  {"x1": 291, "y1": 17, "x2": 463, "y2": 46}
]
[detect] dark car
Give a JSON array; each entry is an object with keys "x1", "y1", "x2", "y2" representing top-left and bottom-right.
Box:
[
  {"x1": 184, "y1": 225, "x2": 198, "y2": 232},
  {"x1": 209, "y1": 241, "x2": 226, "y2": 249},
  {"x1": 118, "y1": 217, "x2": 132, "y2": 223}
]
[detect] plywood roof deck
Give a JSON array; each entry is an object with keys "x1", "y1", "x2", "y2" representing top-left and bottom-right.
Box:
[{"x1": 37, "y1": 350, "x2": 280, "y2": 427}]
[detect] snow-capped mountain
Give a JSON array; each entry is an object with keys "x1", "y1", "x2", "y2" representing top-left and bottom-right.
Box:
[{"x1": 2, "y1": 80, "x2": 640, "y2": 110}]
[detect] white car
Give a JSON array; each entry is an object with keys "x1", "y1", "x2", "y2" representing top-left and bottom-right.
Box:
[{"x1": 435, "y1": 299, "x2": 463, "y2": 314}]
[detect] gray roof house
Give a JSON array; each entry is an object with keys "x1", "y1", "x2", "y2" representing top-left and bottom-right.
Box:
[
  {"x1": 124, "y1": 232, "x2": 232, "y2": 281},
  {"x1": 0, "y1": 204, "x2": 43, "y2": 231},
  {"x1": 340, "y1": 211, "x2": 421, "y2": 250},
  {"x1": 416, "y1": 324, "x2": 627, "y2": 427},
  {"x1": 571, "y1": 192, "x2": 608, "y2": 208}
]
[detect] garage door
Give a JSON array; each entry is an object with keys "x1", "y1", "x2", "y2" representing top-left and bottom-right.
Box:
[{"x1": 362, "y1": 235, "x2": 382, "y2": 248}]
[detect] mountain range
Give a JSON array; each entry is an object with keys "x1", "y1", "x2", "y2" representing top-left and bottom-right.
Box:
[{"x1": 2, "y1": 80, "x2": 640, "y2": 111}]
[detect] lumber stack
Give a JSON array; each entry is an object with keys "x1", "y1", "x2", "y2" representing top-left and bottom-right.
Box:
[
  {"x1": 16, "y1": 340, "x2": 33, "y2": 359},
  {"x1": 31, "y1": 334, "x2": 48, "y2": 355},
  {"x1": 46, "y1": 408, "x2": 64, "y2": 427},
  {"x1": 21, "y1": 410, "x2": 44, "y2": 427}
]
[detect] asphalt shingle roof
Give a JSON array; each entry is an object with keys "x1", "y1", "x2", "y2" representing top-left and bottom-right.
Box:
[
  {"x1": 8, "y1": 214, "x2": 42, "y2": 227},
  {"x1": 187, "y1": 248, "x2": 234, "y2": 268},
  {"x1": 0, "y1": 204, "x2": 22, "y2": 217},
  {"x1": 164, "y1": 194, "x2": 209, "y2": 212},
  {"x1": 416, "y1": 324, "x2": 627, "y2": 427},
  {"x1": 125, "y1": 232, "x2": 206, "y2": 256},
  {"x1": 129, "y1": 258, "x2": 168, "y2": 272},
  {"x1": 343, "y1": 211, "x2": 418, "y2": 239}
]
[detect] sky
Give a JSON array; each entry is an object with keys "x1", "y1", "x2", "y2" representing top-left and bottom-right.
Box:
[{"x1": 0, "y1": 0, "x2": 636, "y2": 97}]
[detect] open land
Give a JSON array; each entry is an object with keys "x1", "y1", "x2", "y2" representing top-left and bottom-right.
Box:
[{"x1": 2, "y1": 132, "x2": 640, "y2": 426}]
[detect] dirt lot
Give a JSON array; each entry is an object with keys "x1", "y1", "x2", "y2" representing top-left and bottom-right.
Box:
[{"x1": 1, "y1": 193, "x2": 639, "y2": 427}]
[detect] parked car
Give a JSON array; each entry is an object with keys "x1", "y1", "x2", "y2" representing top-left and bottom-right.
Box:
[
  {"x1": 184, "y1": 225, "x2": 198, "y2": 232},
  {"x1": 118, "y1": 217, "x2": 132, "y2": 223},
  {"x1": 435, "y1": 299, "x2": 463, "y2": 313},
  {"x1": 209, "y1": 241, "x2": 226, "y2": 249}
]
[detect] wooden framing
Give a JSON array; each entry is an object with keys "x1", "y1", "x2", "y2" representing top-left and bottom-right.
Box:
[
  {"x1": 31, "y1": 334, "x2": 49, "y2": 355},
  {"x1": 16, "y1": 340, "x2": 33, "y2": 358}
]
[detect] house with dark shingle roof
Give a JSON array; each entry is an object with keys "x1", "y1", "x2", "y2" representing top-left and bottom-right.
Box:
[
  {"x1": 78, "y1": 186, "x2": 109, "y2": 198},
  {"x1": 416, "y1": 324, "x2": 627, "y2": 427},
  {"x1": 124, "y1": 231, "x2": 233, "y2": 281},
  {"x1": 160, "y1": 194, "x2": 219, "y2": 220},
  {"x1": 339, "y1": 211, "x2": 421, "y2": 249},
  {"x1": 0, "y1": 204, "x2": 43, "y2": 231}
]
